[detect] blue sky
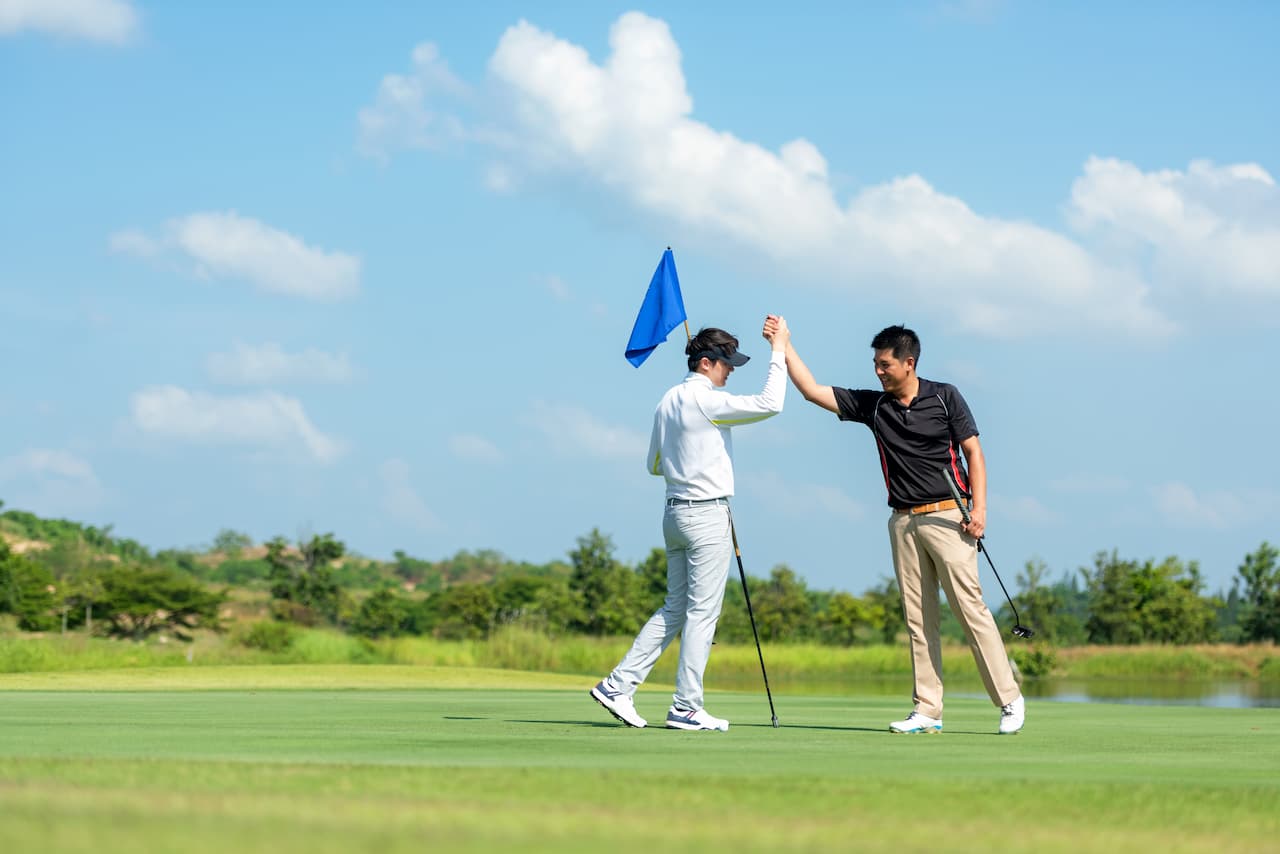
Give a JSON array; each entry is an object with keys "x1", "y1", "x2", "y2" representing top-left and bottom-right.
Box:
[{"x1": 2, "y1": 1, "x2": 1277, "y2": 600}]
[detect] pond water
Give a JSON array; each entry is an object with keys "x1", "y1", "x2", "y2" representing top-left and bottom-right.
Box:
[
  {"x1": 713, "y1": 675, "x2": 1280, "y2": 708},
  {"x1": 1022, "y1": 678, "x2": 1280, "y2": 709}
]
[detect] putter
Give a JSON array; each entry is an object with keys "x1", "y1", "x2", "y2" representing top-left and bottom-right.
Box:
[
  {"x1": 941, "y1": 467, "x2": 1035, "y2": 639},
  {"x1": 728, "y1": 510, "x2": 780, "y2": 728}
]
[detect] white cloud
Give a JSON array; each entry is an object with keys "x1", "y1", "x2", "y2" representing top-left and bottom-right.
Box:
[
  {"x1": 484, "y1": 163, "x2": 516, "y2": 193},
  {"x1": 994, "y1": 494, "x2": 1059, "y2": 527},
  {"x1": 752, "y1": 472, "x2": 864, "y2": 522},
  {"x1": 378, "y1": 458, "x2": 439, "y2": 531},
  {"x1": 479, "y1": 13, "x2": 1174, "y2": 338},
  {"x1": 449, "y1": 433, "x2": 503, "y2": 464},
  {"x1": 130, "y1": 385, "x2": 344, "y2": 463},
  {"x1": 526, "y1": 402, "x2": 647, "y2": 460},
  {"x1": 206, "y1": 342, "x2": 354, "y2": 386},
  {"x1": 545, "y1": 274, "x2": 570, "y2": 301},
  {"x1": 0, "y1": 448, "x2": 105, "y2": 512},
  {"x1": 1150, "y1": 481, "x2": 1279, "y2": 530},
  {"x1": 111, "y1": 211, "x2": 360, "y2": 301},
  {"x1": 107, "y1": 228, "x2": 159, "y2": 257},
  {"x1": 357, "y1": 41, "x2": 469, "y2": 159},
  {"x1": 0, "y1": 0, "x2": 138, "y2": 44},
  {"x1": 1069, "y1": 157, "x2": 1280, "y2": 297},
  {"x1": 369, "y1": 13, "x2": 1279, "y2": 337}
]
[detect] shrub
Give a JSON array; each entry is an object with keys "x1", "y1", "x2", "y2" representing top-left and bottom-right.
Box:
[
  {"x1": 1010, "y1": 645, "x2": 1058, "y2": 679},
  {"x1": 238, "y1": 620, "x2": 297, "y2": 652}
]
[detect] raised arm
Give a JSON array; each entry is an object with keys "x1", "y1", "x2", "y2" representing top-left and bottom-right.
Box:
[{"x1": 763, "y1": 316, "x2": 838, "y2": 414}]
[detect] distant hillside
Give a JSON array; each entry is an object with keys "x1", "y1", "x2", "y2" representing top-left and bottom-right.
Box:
[{"x1": 0, "y1": 504, "x2": 569, "y2": 591}]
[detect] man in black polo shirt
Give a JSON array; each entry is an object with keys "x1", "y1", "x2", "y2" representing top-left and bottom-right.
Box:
[{"x1": 770, "y1": 320, "x2": 1024, "y2": 735}]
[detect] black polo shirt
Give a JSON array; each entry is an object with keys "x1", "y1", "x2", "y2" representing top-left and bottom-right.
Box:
[{"x1": 833, "y1": 378, "x2": 978, "y2": 508}]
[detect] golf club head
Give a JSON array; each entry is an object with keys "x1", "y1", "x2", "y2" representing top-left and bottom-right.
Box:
[{"x1": 1012, "y1": 624, "x2": 1035, "y2": 639}]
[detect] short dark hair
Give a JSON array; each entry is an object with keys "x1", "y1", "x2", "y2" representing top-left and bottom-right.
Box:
[
  {"x1": 870, "y1": 324, "x2": 920, "y2": 364},
  {"x1": 686, "y1": 327, "x2": 741, "y2": 371}
]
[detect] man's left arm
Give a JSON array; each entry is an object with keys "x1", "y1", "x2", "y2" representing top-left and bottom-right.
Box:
[{"x1": 959, "y1": 434, "x2": 986, "y2": 539}]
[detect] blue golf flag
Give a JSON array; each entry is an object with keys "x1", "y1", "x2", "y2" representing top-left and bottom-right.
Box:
[{"x1": 625, "y1": 248, "x2": 687, "y2": 367}]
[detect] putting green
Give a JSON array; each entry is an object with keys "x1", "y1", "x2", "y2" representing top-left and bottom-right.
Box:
[{"x1": 1, "y1": 666, "x2": 1275, "y2": 852}]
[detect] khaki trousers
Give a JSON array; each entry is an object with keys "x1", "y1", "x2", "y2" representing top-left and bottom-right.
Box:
[{"x1": 887, "y1": 508, "x2": 1019, "y2": 718}]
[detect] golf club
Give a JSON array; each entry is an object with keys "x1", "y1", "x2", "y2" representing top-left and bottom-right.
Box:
[
  {"x1": 728, "y1": 510, "x2": 780, "y2": 727},
  {"x1": 941, "y1": 467, "x2": 1035, "y2": 639}
]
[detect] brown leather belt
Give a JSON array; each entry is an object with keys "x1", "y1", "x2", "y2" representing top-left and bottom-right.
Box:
[{"x1": 894, "y1": 498, "x2": 960, "y2": 515}]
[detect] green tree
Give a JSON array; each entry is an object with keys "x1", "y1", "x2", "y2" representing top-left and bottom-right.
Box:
[
  {"x1": 266, "y1": 534, "x2": 345, "y2": 624},
  {"x1": 1007, "y1": 558, "x2": 1086, "y2": 645},
  {"x1": 1083, "y1": 551, "x2": 1217, "y2": 644},
  {"x1": 0, "y1": 540, "x2": 59, "y2": 631},
  {"x1": 1234, "y1": 542, "x2": 1280, "y2": 643},
  {"x1": 819, "y1": 590, "x2": 884, "y2": 646},
  {"x1": 753, "y1": 565, "x2": 814, "y2": 642},
  {"x1": 211, "y1": 529, "x2": 254, "y2": 557},
  {"x1": 529, "y1": 577, "x2": 581, "y2": 634},
  {"x1": 1083, "y1": 551, "x2": 1143, "y2": 644},
  {"x1": 95, "y1": 565, "x2": 224, "y2": 641},
  {"x1": 420, "y1": 583, "x2": 497, "y2": 640},
  {"x1": 392, "y1": 549, "x2": 442, "y2": 591},
  {"x1": 566, "y1": 529, "x2": 644, "y2": 634},
  {"x1": 636, "y1": 546, "x2": 668, "y2": 614},
  {"x1": 865, "y1": 576, "x2": 904, "y2": 643},
  {"x1": 351, "y1": 588, "x2": 412, "y2": 638}
]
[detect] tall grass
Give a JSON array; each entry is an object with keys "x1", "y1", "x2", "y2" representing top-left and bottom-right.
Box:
[{"x1": 1, "y1": 627, "x2": 1276, "y2": 682}]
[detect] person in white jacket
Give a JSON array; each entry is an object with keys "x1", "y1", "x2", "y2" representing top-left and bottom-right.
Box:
[{"x1": 591, "y1": 317, "x2": 790, "y2": 731}]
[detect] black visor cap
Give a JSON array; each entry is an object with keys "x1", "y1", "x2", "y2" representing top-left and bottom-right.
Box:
[{"x1": 695, "y1": 347, "x2": 750, "y2": 367}]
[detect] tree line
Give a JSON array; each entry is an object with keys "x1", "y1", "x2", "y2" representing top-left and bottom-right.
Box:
[{"x1": 2, "y1": 501, "x2": 1278, "y2": 646}]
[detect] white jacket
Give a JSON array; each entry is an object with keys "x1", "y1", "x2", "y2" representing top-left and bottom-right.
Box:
[{"x1": 646, "y1": 350, "x2": 787, "y2": 500}]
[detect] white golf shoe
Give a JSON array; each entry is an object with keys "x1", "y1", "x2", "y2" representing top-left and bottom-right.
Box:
[
  {"x1": 889, "y1": 711, "x2": 943, "y2": 734},
  {"x1": 998, "y1": 694, "x2": 1025, "y2": 735},
  {"x1": 590, "y1": 680, "x2": 647, "y2": 728},
  {"x1": 665, "y1": 706, "x2": 730, "y2": 732}
]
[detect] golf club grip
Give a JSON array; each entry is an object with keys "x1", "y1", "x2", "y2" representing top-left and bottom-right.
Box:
[{"x1": 940, "y1": 466, "x2": 972, "y2": 524}]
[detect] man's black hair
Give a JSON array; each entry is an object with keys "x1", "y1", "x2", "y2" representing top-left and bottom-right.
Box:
[{"x1": 870, "y1": 324, "x2": 920, "y2": 364}]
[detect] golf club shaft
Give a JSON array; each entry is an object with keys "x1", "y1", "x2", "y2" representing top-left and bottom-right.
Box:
[
  {"x1": 728, "y1": 511, "x2": 779, "y2": 727},
  {"x1": 976, "y1": 539, "x2": 1024, "y2": 628},
  {"x1": 940, "y1": 467, "x2": 1027, "y2": 631}
]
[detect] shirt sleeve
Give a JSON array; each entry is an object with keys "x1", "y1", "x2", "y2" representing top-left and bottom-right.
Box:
[
  {"x1": 696, "y1": 350, "x2": 787, "y2": 426},
  {"x1": 833, "y1": 387, "x2": 882, "y2": 424},
  {"x1": 944, "y1": 384, "x2": 979, "y2": 442},
  {"x1": 645, "y1": 408, "x2": 662, "y2": 475}
]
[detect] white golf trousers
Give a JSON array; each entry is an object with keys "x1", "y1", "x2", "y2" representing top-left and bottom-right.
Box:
[{"x1": 609, "y1": 501, "x2": 732, "y2": 711}]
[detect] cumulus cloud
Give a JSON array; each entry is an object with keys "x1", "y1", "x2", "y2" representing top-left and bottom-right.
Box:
[
  {"x1": 378, "y1": 458, "x2": 439, "y2": 530},
  {"x1": 449, "y1": 433, "x2": 503, "y2": 464},
  {"x1": 206, "y1": 342, "x2": 354, "y2": 386},
  {"x1": 0, "y1": 0, "x2": 138, "y2": 44},
  {"x1": 0, "y1": 448, "x2": 105, "y2": 512},
  {"x1": 479, "y1": 13, "x2": 1175, "y2": 338},
  {"x1": 1069, "y1": 157, "x2": 1280, "y2": 297},
  {"x1": 110, "y1": 211, "x2": 360, "y2": 301},
  {"x1": 1150, "y1": 481, "x2": 1279, "y2": 529},
  {"x1": 526, "y1": 402, "x2": 647, "y2": 460},
  {"x1": 130, "y1": 386, "x2": 344, "y2": 463},
  {"x1": 366, "y1": 12, "x2": 1278, "y2": 337},
  {"x1": 357, "y1": 41, "x2": 469, "y2": 159}
]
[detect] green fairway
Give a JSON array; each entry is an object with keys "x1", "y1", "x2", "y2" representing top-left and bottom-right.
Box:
[{"x1": 1, "y1": 667, "x2": 1276, "y2": 853}]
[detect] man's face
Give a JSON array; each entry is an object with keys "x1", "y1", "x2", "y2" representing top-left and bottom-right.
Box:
[
  {"x1": 705, "y1": 357, "x2": 733, "y2": 387},
  {"x1": 873, "y1": 348, "x2": 913, "y2": 395}
]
